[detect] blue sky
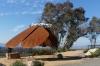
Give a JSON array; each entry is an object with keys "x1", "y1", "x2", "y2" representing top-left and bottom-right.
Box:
[{"x1": 0, "y1": 0, "x2": 100, "y2": 47}]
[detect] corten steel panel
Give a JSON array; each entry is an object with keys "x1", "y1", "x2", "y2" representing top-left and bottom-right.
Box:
[
  {"x1": 46, "y1": 28, "x2": 58, "y2": 48},
  {"x1": 21, "y1": 27, "x2": 49, "y2": 48},
  {"x1": 6, "y1": 26, "x2": 37, "y2": 48},
  {"x1": 40, "y1": 28, "x2": 58, "y2": 48},
  {"x1": 39, "y1": 39, "x2": 51, "y2": 47}
]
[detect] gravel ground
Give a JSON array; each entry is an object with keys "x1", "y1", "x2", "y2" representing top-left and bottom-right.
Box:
[{"x1": 58, "y1": 58, "x2": 100, "y2": 66}]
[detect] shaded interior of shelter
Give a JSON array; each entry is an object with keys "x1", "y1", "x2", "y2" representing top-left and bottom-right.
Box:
[
  {"x1": 40, "y1": 28, "x2": 58, "y2": 49},
  {"x1": 6, "y1": 26, "x2": 58, "y2": 49}
]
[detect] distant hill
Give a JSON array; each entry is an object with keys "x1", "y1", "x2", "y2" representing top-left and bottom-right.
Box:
[
  {"x1": 0, "y1": 43, "x2": 5, "y2": 47},
  {"x1": 70, "y1": 45, "x2": 88, "y2": 50}
]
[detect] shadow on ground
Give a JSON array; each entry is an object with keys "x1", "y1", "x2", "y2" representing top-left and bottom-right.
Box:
[
  {"x1": 0, "y1": 63, "x2": 6, "y2": 66},
  {"x1": 35, "y1": 56, "x2": 82, "y2": 61}
]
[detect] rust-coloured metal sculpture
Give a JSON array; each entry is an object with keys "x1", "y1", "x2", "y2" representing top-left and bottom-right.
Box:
[
  {"x1": 6, "y1": 26, "x2": 37, "y2": 48},
  {"x1": 6, "y1": 25, "x2": 58, "y2": 49},
  {"x1": 21, "y1": 27, "x2": 49, "y2": 48},
  {"x1": 40, "y1": 28, "x2": 58, "y2": 48}
]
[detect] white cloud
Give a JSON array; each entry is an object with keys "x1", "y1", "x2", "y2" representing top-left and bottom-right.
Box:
[
  {"x1": 0, "y1": 13, "x2": 12, "y2": 16},
  {"x1": 21, "y1": 11, "x2": 28, "y2": 14},
  {"x1": 11, "y1": 25, "x2": 25, "y2": 32},
  {"x1": 0, "y1": 13, "x2": 4, "y2": 16},
  {"x1": 0, "y1": 11, "x2": 42, "y2": 16},
  {"x1": 15, "y1": 12, "x2": 19, "y2": 14},
  {"x1": 32, "y1": 0, "x2": 40, "y2": 8},
  {"x1": 40, "y1": 0, "x2": 44, "y2": 3},
  {"x1": 7, "y1": 0, "x2": 17, "y2": 3},
  {"x1": 31, "y1": 11, "x2": 42, "y2": 14},
  {"x1": 0, "y1": 3, "x2": 5, "y2": 6},
  {"x1": 7, "y1": 0, "x2": 27, "y2": 3},
  {"x1": 46, "y1": 0, "x2": 54, "y2": 2},
  {"x1": 21, "y1": 0, "x2": 26, "y2": 3},
  {"x1": 57, "y1": 0, "x2": 59, "y2": 1},
  {"x1": 33, "y1": 5, "x2": 37, "y2": 7},
  {"x1": 25, "y1": 3, "x2": 30, "y2": 6},
  {"x1": 5, "y1": 12, "x2": 12, "y2": 15}
]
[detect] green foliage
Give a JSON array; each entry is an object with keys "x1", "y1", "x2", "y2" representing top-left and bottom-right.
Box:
[
  {"x1": 33, "y1": 49, "x2": 56, "y2": 55},
  {"x1": 41, "y1": 0, "x2": 89, "y2": 50},
  {"x1": 42, "y1": 49, "x2": 52, "y2": 55},
  {"x1": 33, "y1": 61, "x2": 44, "y2": 66},
  {"x1": 56, "y1": 49, "x2": 61, "y2": 53},
  {"x1": 67, "y1": 48, "x2": 71, "y2": 51},
  {"x1": 56, "y1": 48, "x2": 67, "y2": 52},
  {"x1": 11, "y1": 61, "x2": 25, "y2": 66},
  {"x1": 83, "y1": 48, "x2": 89, "y2": 53},
  {"x1": 33, "y1": 50, "x2": 42, "y2": 55},
  {"x1": 85, "y1": 16, "x2": 100, "y2": 48},
  {"x1": 91, "y1": 48, "x2": 100, "y2": 57}
]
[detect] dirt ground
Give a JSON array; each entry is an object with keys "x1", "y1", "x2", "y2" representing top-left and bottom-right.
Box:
[{"x1": 0, "y1": 50, "x2": 84, "y2": 66}]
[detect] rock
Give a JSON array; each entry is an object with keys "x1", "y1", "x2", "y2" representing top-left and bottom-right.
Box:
[
  {"x1": 23, "y1": 60, "x2": 34, "y2": 66},
  {"x1": 23, "y1": 57, "x2": 36, "y2": 66},
  {"x1": 85, "y1": 48, "x2": 98, "y2": 57},
  {"x1": 57, "y1": 54, "x2": 63, "y2": 59},
  {"x1": 26, "y1": 61, "x2": 34, "y2": 66}
]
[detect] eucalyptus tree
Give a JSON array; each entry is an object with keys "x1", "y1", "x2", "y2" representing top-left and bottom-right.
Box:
[
  {"x1": 41, "y1": 0, "x2": 89, "y2": 50},
  {"x1": 86, "y1": 16, "x2": 100, "y2": 48}
]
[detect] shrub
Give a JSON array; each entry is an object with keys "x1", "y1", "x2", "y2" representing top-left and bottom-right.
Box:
[
  {"x1": 11, "y1": 60, "x2": 25, "y2": 66},
  {"x1": 33, "y1": 61, "x2": 44, "y2": 66},
  {"x1": 33, "y1": 50, "x2": 42, "y2": 55},
  {"x1": 42, "y1": 49, "x2": 50, "y2": 55},
  {"x1": 56, "y1": 49, "x2": 61, "y2": 53},
  {"x1": 91, "y1": 48, "x2": 100, "y2": 57},
  {"x1": 67, "y1": 48, "x2": 71, "y2": 51},
  {"x1": 83, "y1": 48, "x2": 89, "y2": 53},
  {"x1": 33, "y1": 49, "x2": 56, "y2": 55}
]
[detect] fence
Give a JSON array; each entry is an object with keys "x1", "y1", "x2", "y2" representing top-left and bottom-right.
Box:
[
  {"x1": 88, "y1": 45, "x2": 100, "y2": 49},
  {"x1": 0, "y1": 47, "x2": 35, "y2": 57},
  {"x1": 0, "y1": 46, "x2": 56, "y2": 58}
]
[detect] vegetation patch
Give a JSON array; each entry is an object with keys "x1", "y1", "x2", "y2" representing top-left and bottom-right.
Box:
[
  {"x1": 84, "y1": 48, "x2": 100, "y2": 58},
  {"x1": 33, "y1": 49, "x2": 56, "y2": 55},
  {"x1": 83, "y1": 48, "x2": 89, "y2": 53},
  {"x1": 11, "y1": 60, "x2": 25, "y2": 66},
  {"x1": 33, "y1": 61, "x2": 44, "y2": 66},
  {"x1": 91, "y1": 48, "x2": 100, "y2": 57}
]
